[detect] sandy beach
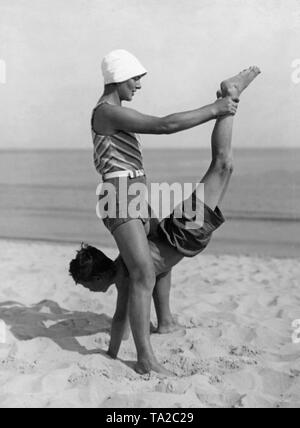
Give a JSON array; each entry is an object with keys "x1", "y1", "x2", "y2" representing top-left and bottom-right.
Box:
[
  {"x1": 2, "y1": 0, "x2": 300, "y2": 410},
  {"x1": 0, "y1": 239, "x2": 299, "y2": 408}
]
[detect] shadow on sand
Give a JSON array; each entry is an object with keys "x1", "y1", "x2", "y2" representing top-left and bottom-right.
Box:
[{"x1": 0, "y1": 300, "x2": 112, "y2": 356}]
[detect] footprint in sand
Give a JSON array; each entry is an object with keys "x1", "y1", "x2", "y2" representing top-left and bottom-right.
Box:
[
  {"x1": 155, "y1": 379, "x2": 191, "y2": 395},
  {"x1": 268, "y1": 296, "x2": 279, "y2": 307}
]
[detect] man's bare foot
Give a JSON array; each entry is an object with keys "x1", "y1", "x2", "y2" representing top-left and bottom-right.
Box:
[
  {"x1": 220, "y1": 66, "x2": 261, "y2": 99},
  {"x1": 135, "y1": 359, "x2": 174, "y2": 377}
]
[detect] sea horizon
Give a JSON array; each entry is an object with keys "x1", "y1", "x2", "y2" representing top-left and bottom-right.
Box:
[
  {"x1": 0, "y1": 147, "x2": 299, "y2": 152},
  {"x1": 0, "y1": 148, "x2": 299, "y2": 257}
]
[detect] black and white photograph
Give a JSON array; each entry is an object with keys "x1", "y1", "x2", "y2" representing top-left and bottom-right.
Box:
[{"x1": 0, "y1": 0, "x2": 299, "y2": 410}]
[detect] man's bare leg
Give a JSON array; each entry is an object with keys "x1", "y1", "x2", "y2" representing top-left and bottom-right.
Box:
[
  {"x1": 200, "y1": 112, "x2": 235, "y2": 210},
  {"x1": 151, "y1": 113, "x2": 235, "y2": 337},
  {"x1": 217, "y1": 167, "x2": 233, "y2": 206},
  {"x1": 148, "y1": 115, "x2": 234, "y2": 344},
  {"x1": 201, "y1": 66, "x2": 261, "y2": 209},
  {"x1": 149, "y1": 68, "x2": 261, "y2": 342}
]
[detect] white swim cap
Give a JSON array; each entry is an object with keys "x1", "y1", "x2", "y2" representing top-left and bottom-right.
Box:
[{"x1": 101, "y1": 49, "x2": 147, "y2": 85}]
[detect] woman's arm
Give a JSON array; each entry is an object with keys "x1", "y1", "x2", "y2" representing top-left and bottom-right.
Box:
[{"x1": 94, "y1": 98, "x2": 238, "y2": 136}]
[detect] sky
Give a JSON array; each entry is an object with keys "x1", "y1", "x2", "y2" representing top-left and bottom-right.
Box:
[{"x1": 0, "y1": 0, "x2": 300, "y2": 149}]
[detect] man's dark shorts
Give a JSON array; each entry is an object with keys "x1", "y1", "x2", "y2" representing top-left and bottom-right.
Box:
[{"x1": 158, "y1": 189, "x2": 225, "y2": 257}]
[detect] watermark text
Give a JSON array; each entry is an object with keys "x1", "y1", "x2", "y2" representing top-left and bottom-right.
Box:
[{"x1": 96, "y1": 181, "x2": 205, "y2": 230}]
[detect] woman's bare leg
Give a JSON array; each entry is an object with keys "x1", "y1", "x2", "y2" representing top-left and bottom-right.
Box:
[{"x1": 113, "y1": 220, "x2": 172, "y2": 376}]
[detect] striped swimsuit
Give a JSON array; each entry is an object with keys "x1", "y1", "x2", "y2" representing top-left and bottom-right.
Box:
[
  {"x1": 91, "y1": 101, "x2": 144, "y2": 176},
  {"x1": 91, "y1": 101, "x2": 149, "y2": 234}
]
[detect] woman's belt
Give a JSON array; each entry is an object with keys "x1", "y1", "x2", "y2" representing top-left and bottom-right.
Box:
[{"x1": 103, "y1": 169, "x2": 145, "y2": 181}]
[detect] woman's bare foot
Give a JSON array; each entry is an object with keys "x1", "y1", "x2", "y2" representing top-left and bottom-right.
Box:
[
  {"x1": 135, "y1": 359, "x2": 174, "y2": 377},
  {"x1": 220, "y1": 66, "x2": 261, "y2": 99}
]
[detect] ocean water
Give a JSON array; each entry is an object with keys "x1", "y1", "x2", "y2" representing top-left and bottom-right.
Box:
[{"x1": 0, "y1": 148, "x2": 299, "y2": 257}]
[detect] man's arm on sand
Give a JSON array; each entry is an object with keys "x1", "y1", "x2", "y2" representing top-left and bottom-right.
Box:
[{"x1": 107, "y1": 278, "x2": 130, "y2": 359}]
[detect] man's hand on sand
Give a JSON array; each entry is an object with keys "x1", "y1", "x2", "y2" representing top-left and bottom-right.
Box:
[{"x1": 150, "y1": 318, "x2": 185, "y2": 335}]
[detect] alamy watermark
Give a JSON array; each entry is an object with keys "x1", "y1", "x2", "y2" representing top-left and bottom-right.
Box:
[
  {"x1": 0, "y1": 59, "x2": 6, "y2": 84},
  {"x1": 291, "y1": 59, "x2": 300, "y2": 85},
  {"x1": 96, "y1": 181, "x2": 205, "y2": 230}
]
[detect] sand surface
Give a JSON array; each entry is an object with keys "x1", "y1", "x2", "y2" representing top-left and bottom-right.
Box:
[{"x1": 0, "y1": 240, "x2": 300, "y2": 408}]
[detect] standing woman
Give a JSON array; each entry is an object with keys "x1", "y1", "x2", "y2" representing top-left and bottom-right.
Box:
[{"x1": 91, "y1": 49, "x2": 238, "y2": 375}]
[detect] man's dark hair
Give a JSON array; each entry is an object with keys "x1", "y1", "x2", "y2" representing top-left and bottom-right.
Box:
[{"x1": 69, "y1": 243, "x2": 116, "y2": 284}]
